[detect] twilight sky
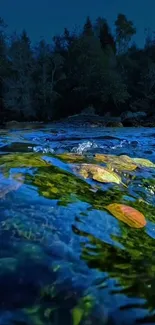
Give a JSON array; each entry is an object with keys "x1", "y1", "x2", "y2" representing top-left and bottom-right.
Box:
[{"x1": 0, "y1": 0, "x2": 154, "y2": 47}]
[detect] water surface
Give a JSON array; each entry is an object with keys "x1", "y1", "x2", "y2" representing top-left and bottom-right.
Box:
[{"x1": 0, "y1": 125, "x2": 155, "y2": 325}]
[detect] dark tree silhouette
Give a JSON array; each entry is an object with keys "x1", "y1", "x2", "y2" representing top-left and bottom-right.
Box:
[{"x1": 0, "y1": 13, "x2": 155, "y2": 123}]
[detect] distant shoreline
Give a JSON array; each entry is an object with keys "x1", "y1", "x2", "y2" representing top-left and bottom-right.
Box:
[{"x1": 1, "y1": 113, "x2": 155, "y2": 128}]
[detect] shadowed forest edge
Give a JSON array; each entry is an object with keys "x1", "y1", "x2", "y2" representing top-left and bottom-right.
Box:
[{"x1": 0, "y1": 14, "x2": 155, "y2": 126}]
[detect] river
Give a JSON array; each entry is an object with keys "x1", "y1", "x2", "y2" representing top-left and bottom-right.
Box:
[{"x1": 0, "y1": 125, "x2": 155, "y2": 325}]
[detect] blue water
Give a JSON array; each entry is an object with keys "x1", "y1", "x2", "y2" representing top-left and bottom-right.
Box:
[{"x1": 0, "y1": 125, "x2": 155, "y2": 325}]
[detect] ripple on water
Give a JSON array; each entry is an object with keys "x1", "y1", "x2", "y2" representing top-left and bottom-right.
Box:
[{"x1": 0, "y1": 126, "x2": 155, "y2": 324}]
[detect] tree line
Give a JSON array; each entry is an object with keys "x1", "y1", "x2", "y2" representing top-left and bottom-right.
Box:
[{"x1": 0, "y1": 14, "x2": 155, "y2": 122}]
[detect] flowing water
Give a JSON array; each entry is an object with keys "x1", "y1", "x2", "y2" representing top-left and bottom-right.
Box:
[{"x1": 0, "y1": 125, "x2": 155, "y2": 325}]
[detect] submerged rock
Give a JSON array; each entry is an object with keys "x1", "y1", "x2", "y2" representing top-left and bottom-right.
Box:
[{"x1": 0, "y1": 174, "x2": 24, "y2": 199}]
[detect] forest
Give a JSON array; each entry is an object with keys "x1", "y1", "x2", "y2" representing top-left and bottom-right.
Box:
[{"x1": 0, "y1": 13, "x2": 155, "y2": 124}]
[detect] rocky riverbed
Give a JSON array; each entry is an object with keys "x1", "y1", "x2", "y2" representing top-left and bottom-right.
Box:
[{"x1": 0, "y1": 124, "x2": 155, "y2": 325}]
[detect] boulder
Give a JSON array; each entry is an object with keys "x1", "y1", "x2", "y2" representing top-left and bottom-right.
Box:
[
  {"x1": 106, "y1": 121, "x2": 123, "y2": 127},
  {"x1": 121, "y1": 110, "x2": 147, "y2": 122},
  {"x1": 122, "y1": 116, "x2": 155, "y2": 127},
  {"x1": 80, "y1": 106, "x2": 96, "y2": 115},
  {"x1": 122, "y1": 118, "x2": 140, "y2": 127}
]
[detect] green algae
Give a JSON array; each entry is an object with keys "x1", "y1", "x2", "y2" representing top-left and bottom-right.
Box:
[{"x1": 0, "y1": 146, "x2": 155, "y2": 323}]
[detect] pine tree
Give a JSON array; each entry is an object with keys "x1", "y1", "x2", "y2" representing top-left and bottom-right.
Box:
[{"x1": 83, "y1": 16, "x2": 94, "y2": 37}]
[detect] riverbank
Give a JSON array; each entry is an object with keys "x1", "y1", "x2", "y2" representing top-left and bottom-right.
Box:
[{"x1": 2, "y1": 111, "x2": 155, "y2": 129}]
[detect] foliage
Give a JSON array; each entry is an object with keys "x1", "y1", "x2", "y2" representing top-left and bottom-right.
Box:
[
  {"x1": 115, "y1": 13, "x2": 136, "y2": 54},
  {"x1": 82, "y1": 16, "x2": 94, "y2": 37},
  {"x1": 4, "y1": 31, "x2": 34, "y2": 119},
  {"x1": 132, "y1": 157, "x2": 155, "y2": 168},
  {"x1": 74, "y1": 163, "x2": 123, "y2": 185},
  {"x1": 105, "y1": 203, "x2": 146, "y2": 228},
  {"x1": 94, "y1": 154, "x2": 137, "y2": 171},
  {"x1": 1, "y1": 11, "x2": 154, "y2": 121},
  {"x1": 94, "y1": 17, "x2": 116, "y2": 53}
]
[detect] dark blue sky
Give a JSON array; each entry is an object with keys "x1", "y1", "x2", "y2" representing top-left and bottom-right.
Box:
[{"x1": 0, "y1": 0, "x2": 154, "y2": 47}]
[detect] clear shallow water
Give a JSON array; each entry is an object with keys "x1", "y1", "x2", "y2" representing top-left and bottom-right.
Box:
[{"x1": 0, "y1": 125, "x2": 155, "y2": 325}]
